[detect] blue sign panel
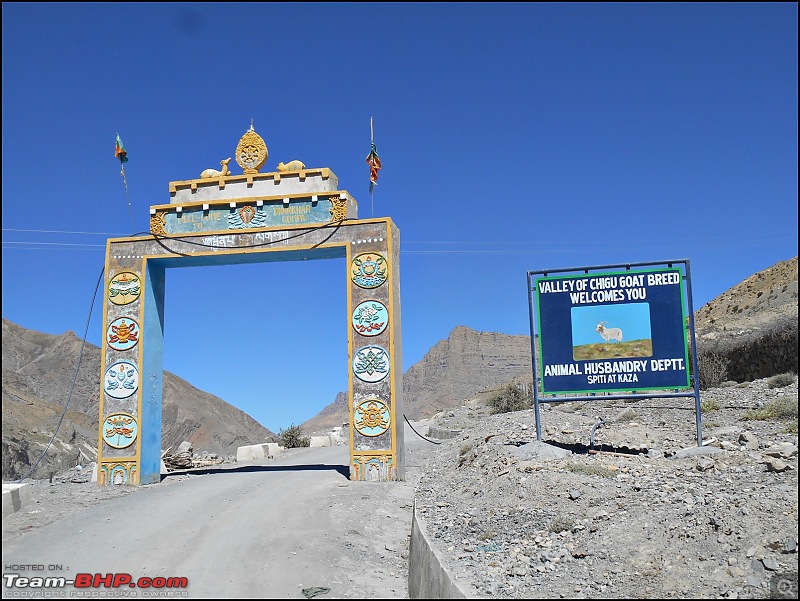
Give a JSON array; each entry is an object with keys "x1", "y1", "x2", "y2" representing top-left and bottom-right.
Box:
[{"x1": 535, "y1": 268, "x2": 690, "y2": 394}]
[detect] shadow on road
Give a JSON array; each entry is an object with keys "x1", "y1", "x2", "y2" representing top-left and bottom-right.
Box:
[{"x1": 162, "y1": 463, "x2": 350, "y2": 481}]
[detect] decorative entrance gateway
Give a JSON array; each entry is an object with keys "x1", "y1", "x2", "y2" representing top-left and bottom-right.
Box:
[{"x1": 97, "y1": 126, "x2": 404, "y2": 485}]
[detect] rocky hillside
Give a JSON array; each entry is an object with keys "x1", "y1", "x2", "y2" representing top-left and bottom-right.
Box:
[
  {"x1": 2, "y1": 318, "x2": 276, "y2": 480},
  {"x1": 694, "y1": 256, "x2": 797, "y2": 335},
  {"x1": 413, "y1": 375, "x2": 798, "y2": 599},
  {"x1": 303, "y1": 326, "x2": 533, "y2": 433},
  {"x1": 693, "y1": 256, "x2": 798, "y2": 382},
  {"x1": 304, "y1": 258, "x2": 798, "y2": 434}
]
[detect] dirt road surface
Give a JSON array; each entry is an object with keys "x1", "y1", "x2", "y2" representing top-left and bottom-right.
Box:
[{"x1": 2, "y1": 431, "x2": 433, "y2": 599}]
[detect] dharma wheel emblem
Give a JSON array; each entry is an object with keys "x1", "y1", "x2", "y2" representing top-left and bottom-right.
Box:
[
  {"x1": 354, "y1": 398, "x2": 390, "y2": 437},
  {"x1": 235, "y1": 124, "x2": 268, "y2": 174}
]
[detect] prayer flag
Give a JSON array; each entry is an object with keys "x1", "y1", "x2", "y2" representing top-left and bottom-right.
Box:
[
  {"x1": 366, "y1": 142, "x2": 381, "y2": 192},
  {"x1": 115, "y1": 134, "x2": 128, "y2": 164}
]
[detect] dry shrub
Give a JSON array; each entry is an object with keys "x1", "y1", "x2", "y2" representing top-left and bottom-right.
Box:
[
  {"x1": 767, "y1": 372, "x2": 796, "y2": 389},
  {"x1": 488, "y1": 382, "x2": 532, "y2": 414},
  {"x1": 697, "y1": 351, "x2": 729, "y2": 390},
  {"x1": 279, "y1": 424, "x2": 310, "y2": 448}
]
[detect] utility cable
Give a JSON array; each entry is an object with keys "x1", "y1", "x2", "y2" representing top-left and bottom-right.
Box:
[
  {"x1": 16, "y1": 265, "x2": 106, "y2": 483},
  {"x1": 404, "y1": 414, "x2": 441, "y2": 444}
]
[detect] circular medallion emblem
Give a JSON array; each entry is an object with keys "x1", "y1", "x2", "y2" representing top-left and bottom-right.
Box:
[
  {"x1": 108, "y1": 272, "x2": 141, "y2": 306},
  {"x1": 351, "y1": 253, "x2": 388, "y2": 289},
  {"x1": 104, "y1": 361, "x2": 139, "y2": 399},
  {"x1": 353, "y1": 345, "x2": 390, "y2": 383},
  {"x1": 354, "y1": 398, "x2": 391, "y2": 437},
  {"x1": 235, "y1": 127, "x2": 268, "y2": 174},
  {"x1": 352, "y1": 300, "x2": 388, "y2": 337},
  {"x1": 106, "y1": 317, "x2": 140, "y2": 352},
  {"x1": 103, "y1": 412, "x2": 138, "y2": 449}
]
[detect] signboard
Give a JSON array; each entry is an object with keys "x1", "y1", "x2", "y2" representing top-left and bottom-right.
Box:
[{"x1": 534, "y1": 267, "x2": 690, "y2": 394}]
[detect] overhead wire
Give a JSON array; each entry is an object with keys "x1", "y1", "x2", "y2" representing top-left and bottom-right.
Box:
[{"x1": 15, "y1": 264, "x2": 106, "y2": 483}]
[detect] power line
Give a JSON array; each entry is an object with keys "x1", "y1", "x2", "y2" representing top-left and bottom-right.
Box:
[
  {"x1": 2, "y1": 229, "x2": 795, "y2": 255},
  {"x1": 3, "y1": 241, "x2": 106, "y2": 248},
  {"x1": 2, "y1": 228, "x2": 125, "y2": 236}
]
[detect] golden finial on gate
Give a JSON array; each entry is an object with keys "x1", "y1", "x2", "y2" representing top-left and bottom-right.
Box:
[{"x1": 235, "y1": 121, "x2": 268, "y2": 174}]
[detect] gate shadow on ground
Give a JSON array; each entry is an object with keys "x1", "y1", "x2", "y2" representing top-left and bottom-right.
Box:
[{"x1": 162, "y1": 463, "x2": 350, "y2": 481}]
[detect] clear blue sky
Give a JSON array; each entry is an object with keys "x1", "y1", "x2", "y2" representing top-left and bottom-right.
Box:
[{"x1": 2, "y1": 3, "x2": 797, "y2": 434}]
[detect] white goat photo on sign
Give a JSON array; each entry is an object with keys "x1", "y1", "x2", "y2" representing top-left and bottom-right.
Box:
[{"x1": 596, "y1": 321, "x2": 623, "y2": 343}]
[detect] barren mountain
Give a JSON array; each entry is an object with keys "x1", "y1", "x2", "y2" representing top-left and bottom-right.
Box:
[
  {"x1": 303, "y1": 327, "x2": 533, "y2": 433},
  {"x1": 301, "y1": 391, "x2": 349, "y2": 434},
  {"x1": 2, "y1": 318, "x2": 276, "y2": 480},
  {"x1": 304, "y1": 258, "x2": 798, "y2": 434}
]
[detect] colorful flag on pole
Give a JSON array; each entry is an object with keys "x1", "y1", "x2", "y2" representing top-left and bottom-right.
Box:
[
  {"x1": 115, "y1": 134, "x2": 128, "y2": 164},
  {"x1": 366, "y1": 142, "x2": 381, "y2": 192}
]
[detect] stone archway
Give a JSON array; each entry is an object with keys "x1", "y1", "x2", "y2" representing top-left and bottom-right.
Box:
[{"x1": 97, "y1": 129, "x2": 403, "y2": 484}]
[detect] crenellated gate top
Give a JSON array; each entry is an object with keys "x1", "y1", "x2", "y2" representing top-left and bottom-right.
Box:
[
  {"x1": 151, "y1": 125, "x2": 357, "y2": 236},
  {"x1": 98, "y1": 124, "x2": 403, "y2": 486}
]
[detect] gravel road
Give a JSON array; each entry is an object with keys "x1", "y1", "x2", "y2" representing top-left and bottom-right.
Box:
[{"x1": 3, "y1": 445, "x2": 415, "y2": 599}]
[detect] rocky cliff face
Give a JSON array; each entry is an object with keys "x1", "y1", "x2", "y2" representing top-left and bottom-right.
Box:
[
  {"x1": 303, "y1": 326, "x2": 534, "y2": 432},
  {"x1": 402, "y1": 326, "x2": 533, "y2": 419},
  {"x1": 2, "y1": 318, "x2": 276, "y2": 480}
]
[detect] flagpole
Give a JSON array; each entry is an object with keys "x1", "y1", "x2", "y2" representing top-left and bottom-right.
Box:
[
  {"x1": 115, "y1": 133, "x2": 134, "y2": 233},
  {"x1": 120, "y1": 164, "x2": 133, "y2": 233}
]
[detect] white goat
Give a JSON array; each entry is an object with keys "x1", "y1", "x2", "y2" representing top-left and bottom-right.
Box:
[{"x1": 596, "y1": 321, "x2": 623, "y2": 343}]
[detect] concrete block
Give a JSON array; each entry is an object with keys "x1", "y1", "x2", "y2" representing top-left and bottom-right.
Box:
[
  {"x1": 427, "y1": 427, "x2": 463, "y2": 441},
  {"x1": 309, "y1": 436, "x2": 332, "y2": 448},
  {"x1": 236, "y1": 443, "x2": 274, "y2": 462},
  {"x1": 2, "y1": 483, "x2": 29, "y2": 517}
]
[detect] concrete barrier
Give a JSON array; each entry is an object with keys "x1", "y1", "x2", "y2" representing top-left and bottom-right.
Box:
[
  {"x1": 2, "y1": 483, "x2": 29, "y2": 517},
  {"x1": 309, "y1": 435, "x2": 333, "y2": 448},
  {"x1": 236, "y1": 443, "x2": 280, "y2": 462},
  {"x1": 427, "y1": 426, "x2": 463, "y2": 440},
  {"x1": 408, "y1": 500, "x2": 481, "y2": 599}
]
